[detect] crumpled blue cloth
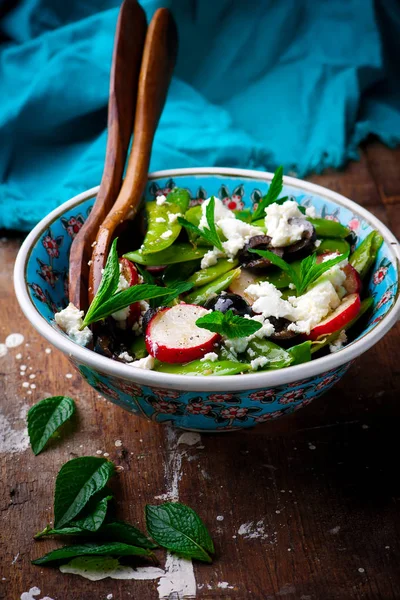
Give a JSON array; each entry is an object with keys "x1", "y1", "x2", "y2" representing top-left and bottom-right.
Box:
[{"x1": 1, "y1": 0, "x2": 399, "y2": 231}]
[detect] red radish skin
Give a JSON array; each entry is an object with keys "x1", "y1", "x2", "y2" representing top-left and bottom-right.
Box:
[
  {"x1": 118, "y1": 258, "x2": 141, "y2": 325},
  {"x1": 307, "y1": 293, "x2": 361, "y2": 341},
  {"x1": 342, "y1": 264, "x2": 362, "y2": 294},
  {"x1": 316, "y1": 252, "x2": 362, "y2": 295},
  {"x1": 146, "y1": 304, "x2": 220, "y2": 363}
]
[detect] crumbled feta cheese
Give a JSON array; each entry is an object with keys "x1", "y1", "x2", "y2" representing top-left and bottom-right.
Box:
[
  {"x1": 305, "y1": 205, "x2": 317, "y2": 218},
  {"x1": 55, "y1": 302, "x2": 93, "y2": 347},
  {"x1": 219, "y1": 218, "x2": 263, "y2": 258},
  {"x1": 200, "y1": 352, "x2": 219, "y2": 362},
  {"x1": 161, "y1": 230, "x2": 173, "y2": 239},
  {"x1": 140, "y1": 301, "x2": 150, "y2": 314},
  {"x1": 199, "y1": 197, "x2": 234, "y2": 230},
  {"x1": 314, "y1": 239, "x2": 322, "y2": 248},
  {"x1": 111, "y1": 306, "x2": 130, "y2": 324},
  {"x1": 119, "y1": 351, "x2": 134, "y2": 363},
  {"x1": 246, "y1": 281, "x2": 292, "y2": 320},
  {"x1": 156, "y1": 195, "x2": 167, "y2": 206},
  {"x1": 155, "y1": 217, "x2": 166, "y2": 223},
  {"x1": 329, "y1": 330, "x2": 347, "y2": 353},
  {"x1": 130, "y1": 355, "x2": 155, "y2": 370},
  {"x1": 250, "y1": 356, "x2": 269, "y2": 370},
  {"x1": 224, "y1": 337, "x2": 249, "y2": 357},
  {"x1": 116, "y1": 263, "x2": 130, "y2": 292},
  {"x1": 287, "y1": 280, "x2": 341, "y2": 334},
  {"x1": 265, "y1": 200, "x2": 308, "y2": 247},
  {"x1": 168, "y1": 212, "x2": 182, "y2": 224},
  {"x1": 200, "y1": 247, "x2": 224, "y2": 269}
]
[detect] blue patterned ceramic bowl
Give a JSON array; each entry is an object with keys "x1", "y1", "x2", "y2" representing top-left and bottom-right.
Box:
[{"x1": 14, "y1": 168, "x2": 400, "y2": 431}]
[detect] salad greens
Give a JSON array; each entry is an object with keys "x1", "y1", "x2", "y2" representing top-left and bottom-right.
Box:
[
  {"x1": 195, "y1": 309, "x2": 262, "y2": 338},
  {"x1": 178, "y1": 196, "x2": 223, "y2": 250}
]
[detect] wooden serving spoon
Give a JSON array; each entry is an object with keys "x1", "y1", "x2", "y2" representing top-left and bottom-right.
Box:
[
  {"x1": 68, "y1": 0, "x2": 147, "y2": 311},
  {"x1": 88, "y1": 7, "x2": 178, "y2": 303}
]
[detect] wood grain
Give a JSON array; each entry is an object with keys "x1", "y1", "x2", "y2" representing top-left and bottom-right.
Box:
[{"x1": 1, "y1": 143, "x2": 399, "y2": 600}]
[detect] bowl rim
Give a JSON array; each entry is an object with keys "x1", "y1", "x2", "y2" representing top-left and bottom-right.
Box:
[{"x1": 14, "y1": 166, "x2": 400, "y2": 392}]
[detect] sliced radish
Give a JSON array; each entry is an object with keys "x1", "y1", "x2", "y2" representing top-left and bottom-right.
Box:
[
  {"x1": 146, "y1": 304, "x2": 220, "y2": 363},
  {"x1": 342, "y1": 264, "x2": 362, "y2": 295},
  {"x1": 229, "y1": 268, "x2": 260, "y2": 305},
  {"x1": 118, "y1": 258, "x2": 141, "y2": 325},
  {"x1": 307, "y1": 293, "x2": 361, "y2": 341}
]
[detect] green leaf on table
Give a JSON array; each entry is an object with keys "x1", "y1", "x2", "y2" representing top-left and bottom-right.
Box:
[
  {"x1": 34, "y1": 520, "x2": 157, "y2": 548},
  {"x1": 195, "y1": 309, "x2": 262, "y2": 339},
  {"x1": 178, "y1": 196, "x2": 223, "y2": 251},
  {"x1": 82, "y1": 238, "x2": 120, "y2": 327},
  {"x1": 27, "y1": 396, "x2": 75, "y2": 455},
  {"x1": 145, "y1": 502, "x2": 214, "y2": 563},
  {"x1": 54, "y1": 457, "x2": 115, "y2": 529},
  {"x1": 71, "y1": 489, "x2": 113, "y2": 532},
  {"x1": 31, "y1": 542, "x2": 153, "y2": 565},
  {"x1": 251, "y1": 166, "x2": 284, "y2": 221},
  {"x1": 288, "y1": 340, "x2": 312, "y2": 365},
  {"x1": 98, "y1": 521, "x2": 157, "y2": 549}
]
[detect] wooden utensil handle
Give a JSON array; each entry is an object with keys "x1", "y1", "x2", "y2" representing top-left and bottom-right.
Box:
[
  {"x1": 89, "y1": 8, "x2": 178, "y2": 302},
  {"x1": 68, "y1": 0, "x2": 147, "y2": 310}
]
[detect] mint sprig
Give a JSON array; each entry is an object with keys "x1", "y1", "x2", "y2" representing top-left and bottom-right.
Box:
[
  {"x1": 32, "y1": 542, "x2": 153, "y2": 565},
  {"x1": 249, "y1": 249, "x2": 349, "y2": 295},
  {"x1": 251, "y1": 166, "x2": 285, "y2": 221},
  {"x1": 178, "y1": 196, "x2": 223, "y2": 251},
  {"x1": 81, "y1": 238, "x2": 193, "y2": 327},
  {"x1": 54, "y1": 457, "x2": 115, "y2": 529},
  {"x1": 27, "y1": 396, "x2": 75, "y2": 455},
  {"x1": 146, "y1": 502, "x2": 215, "y2": 563},
  {"x1": 196, "y1": 309, "x2": 262, "y2": 339}
]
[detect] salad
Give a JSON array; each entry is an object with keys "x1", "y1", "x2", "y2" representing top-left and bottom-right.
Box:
[{"x1": 56, "y1": 167, "x2": 383, "y2": 376}]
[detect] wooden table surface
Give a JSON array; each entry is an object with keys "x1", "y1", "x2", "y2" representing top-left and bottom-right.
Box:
[{"x1": 1, "y1": 141, "x2": 399, "y2": 600}]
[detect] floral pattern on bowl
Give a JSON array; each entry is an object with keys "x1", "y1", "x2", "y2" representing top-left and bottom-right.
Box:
[{"x1": 19, "y1": 170, "x2": 399, "y2": 431}]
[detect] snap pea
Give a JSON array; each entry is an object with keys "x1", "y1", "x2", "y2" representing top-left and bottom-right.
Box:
[
  {"x1": 183, "y1": 205, "x2": 212, "y2": 247},
  {"x1": 188, "y1": 259, "x2": 239, "y2": 287},
  {"x1": 307, "y1": 218, "x2": 350, "y2": 239},
  {"x1": 129, "y1": 336, "x2": 147, "y2": 359},
  {"x1": 124, "y1": 243, "x2": 208, "y2": 266},
  {"x1": 141, "y1": 194, "x2": 190, "y2": 255},
  {"x1": 250, "y1": 218, "x2": 267, "y2": 230},
  {"x1": 259, "y1": 260, "x2": 301, "y2": 290},
  {"x1": 162, "y1": 260, "x2": 200, "y2": 286},
  {"x1": 288, "y1": 340, "x2": 312, "y2": 365},
  {"x1": 316, "y1": 238, "x2": 350, "y2": 255},
  {"x1": 349, "y1": 230, "x2": 384, "y2": 278},
  {"x1": 185, "y1": 268, "x2": 241, "y2": 305},
  {"x1": 234, "y1": 209, "x2": 253, "y2": 223},
  {"x1": 154, "y1": 359, "x2": 251, "y2": 376},
  {"x1": 245, "y1": 338, "x2": 292, "y2": 369},
  {"x1": 165, "y1": 187, "x2": 191, "y2": 212},
  {"x1": 311, "y1": 296, "x2": 374, "y2": 354}
]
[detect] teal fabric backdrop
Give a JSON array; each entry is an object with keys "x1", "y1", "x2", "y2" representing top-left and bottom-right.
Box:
[{"x1": 1, "y1": 0, "x2": 399, "y2": 230}]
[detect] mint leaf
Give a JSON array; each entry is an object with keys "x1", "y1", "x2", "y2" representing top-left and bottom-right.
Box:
[
  {"x1": 31, "y1": 542, "x2": 153, "y2": 565},
  {"x1": 34, "y1": 520, "x2": 157, "y2": 549},
  {"x1": 252, "y1": 166, "x2": 284, "y2": 221},
  {"x1": 83, "y1": 238, "x2": 120, "y2": 327},
  {"x1": 250, "y1": 249, "x2": 349, "y2": 294},
  {"x1": 98, "y1": 521, "x2": 157, "y2": 549},
  {"x1": 27, "y1": 396, "x2": 75, "y2": 455},
  {"x1": 178, "y1": 196, "x2": 223, "y2": 251},
  {"x1": 195, "y1": 310, "x2": 262, "y2": 339},
  {"x1": 145, "y1": 502, "x2": 214, "y2": 563},
  {"x1": 298, "y1": 251, "x2": 349, "y2": 294},
  {"x1": 150, "y1": 281, "x2": 194, "y2": 309},
  {"x1": 72, "y1": 489, "x2": 113, "y2": 532},
  {"x1": 82, "y1": 284, "x2": 176, "y2": 327},
  {"x1": 54, "y1": 457, "x2": 115, "y2": 529},
  {"x1": 249, "y1": 249, "x2": 301, "y2": 290}
]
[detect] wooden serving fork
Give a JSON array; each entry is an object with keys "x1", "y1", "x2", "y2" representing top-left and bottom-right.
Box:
[
  {"x1": 68, "y1": 0, "x2": 147, "y2": 310},
  {"x1": 88, "y1": 7, "x2": 178, "y2": 303}
]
